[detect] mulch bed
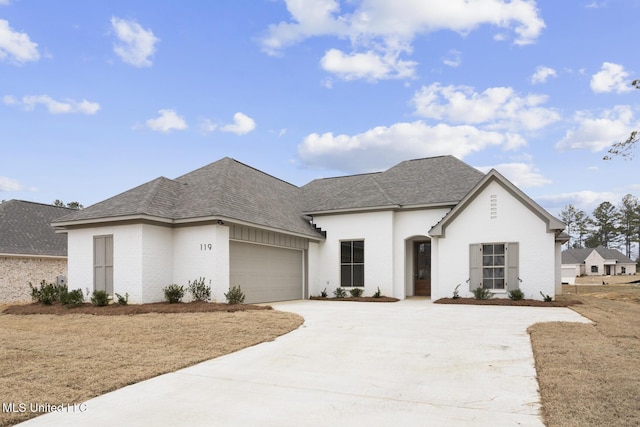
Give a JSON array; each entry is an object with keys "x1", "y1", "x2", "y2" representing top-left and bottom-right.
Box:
[
  {"x1": 434, "y1": 298, "x2": 582, "y2": 307},
  {"x1": 309, "y1": 296, "x2": 399, "y2": 302},
  {"x1": 2, "y1": 301, "x2": 272, "y2": 316}
]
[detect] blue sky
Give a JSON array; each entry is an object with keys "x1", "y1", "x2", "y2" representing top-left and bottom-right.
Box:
[{"x1": 1, "y1": 0, "x2": 639, "y2": 216}]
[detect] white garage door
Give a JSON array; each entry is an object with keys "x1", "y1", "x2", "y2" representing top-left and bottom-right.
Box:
[{"x1": 230, "y1": 241, "x2": 303, "y2": 303}]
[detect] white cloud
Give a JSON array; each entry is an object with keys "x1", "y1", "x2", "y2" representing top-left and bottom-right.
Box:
[
  {"x1": 111, "y1": 17, "x2": 159, "y2": 67},
  {"x1": 200, "y1": 118, "x2": 218, "y2": 133},
  {"x1": 0, "y1": 176, "x2": 22, "y2": 192},
  {"x1": 412, "y1": 83, "x2": 560, "y2": 131},
  {"x1": 442, "y1": 49, "x2": 462, "y2": 67},
  {"x1": 320, "y1": 48, "x2": 417, "y2": 81},
  {"x1": 297, "y1": 120, "x2": 519, "y2": 173},
  {"x1": 531, "y1": 66, "x2": 557, "y2": 84},
  {"x1": 5, "y1": 94, "x2": 100, "y2": 114},
  {"x1": 0, "y1": 19, "x2": 40, "y2": 64},
  {"x1": 555, "y1": 105, "x2": 636, "y2": 152},
  {"x1": 261, "y1": 0, "x2": 544, "y2": 82},
  {"x1": 203, "y1": 113, "x2": 256, "y2": 135},
  {"x1": 260, "y1": 0, "x2": 348, "y2": 55},
  {"x1": 220, "y1": 112, "x2": 256, "y2": 135},
  {"x1": 585, "y1": 1, "x2": 605, "y2": 9},
  {"x1": 145, "y1": 109, "x2": 187, "y2": 133},
  {"x1": 537, "y1": 190, "x2": 620, "y2": 212},
  {"x1": 477, "y1": 162, "x2": 551, "y2": 188},
  {"x1": 0, "y1": 1, "x2": 11, "y2": 6},
  {"x1": 590, "y1": 62, "x2": 633, "y2": 93}
]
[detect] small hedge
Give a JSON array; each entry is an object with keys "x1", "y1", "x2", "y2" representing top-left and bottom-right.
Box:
[{"x1": 163, "y1": 284, "x2": 185, "y2": 304}]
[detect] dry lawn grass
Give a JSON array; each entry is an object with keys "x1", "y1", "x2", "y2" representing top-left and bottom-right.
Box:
[
  {"x1": 0, "y1": 304, "x2": 303, "y2": 427},
  {"x1": 529, "y1": 274, "x2": 640, "y2": 427}
]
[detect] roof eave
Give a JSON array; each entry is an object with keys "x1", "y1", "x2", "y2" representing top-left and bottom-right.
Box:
[
  {"x1": 52, "y1": 214, "x2": 175, "y2": 229},
  {"x1": 52, "y1": 213, "x2": 326, "y2": 241}
]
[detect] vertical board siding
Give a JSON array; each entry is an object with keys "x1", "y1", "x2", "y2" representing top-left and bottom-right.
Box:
[{"x1": 229, "y1": 224, "x2": 308, "y2": 250}]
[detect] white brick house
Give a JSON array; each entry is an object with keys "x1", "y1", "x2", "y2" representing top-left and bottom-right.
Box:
[{"x1": 53, "y1": 156, "x2": 567, "y2": 303}]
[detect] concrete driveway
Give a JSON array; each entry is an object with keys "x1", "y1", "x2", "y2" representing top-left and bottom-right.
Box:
[{"x1": 19, "y1": 299, "x2": 590, "y2": 427}]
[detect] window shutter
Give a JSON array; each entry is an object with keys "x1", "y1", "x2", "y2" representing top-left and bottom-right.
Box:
[
  {"x1": 506, "y1": 242, "x2": 519, "y2": 291},
  {"x1": 469, "y1": 244, "x2": 482, "y2": 291}
]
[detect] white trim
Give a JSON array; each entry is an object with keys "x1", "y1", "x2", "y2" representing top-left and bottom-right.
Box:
[{"x1": 54, "y1": 214, "x2": 325, "y2": 242}]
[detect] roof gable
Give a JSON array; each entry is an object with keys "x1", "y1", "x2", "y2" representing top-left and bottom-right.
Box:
[
  {"x1": 0, "y1": 200, "x2": 73, "y2": 256},
  {"x1": 429, "y1": 169, "x2": 565, "y2": 238}
]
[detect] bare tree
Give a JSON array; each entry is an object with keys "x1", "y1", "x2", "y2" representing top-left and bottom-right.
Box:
[{"x1": 604, "y1": 80, "x2": 640, "y2": 160}]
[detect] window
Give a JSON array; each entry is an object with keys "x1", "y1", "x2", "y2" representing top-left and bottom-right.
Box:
[
  {"x1": 622, "y1": 266, "x2": 626, "y2": 274},
  {"x1": 469, "y1": 242, "x2": 518, "y2": 292},
  {"x1": 482, "y1": 243, "x2": 505, "y2": 289},
  {"x1": 591, "y1": 265, "x2": 598, "y2": 273},
  {"x1": 341, "y1": 240, "x2": 364, "y2": 287}
]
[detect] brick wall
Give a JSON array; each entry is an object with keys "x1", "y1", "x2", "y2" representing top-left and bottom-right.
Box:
[{"x1": 0, "y1": 257, "x2": 68, "y2": 303}]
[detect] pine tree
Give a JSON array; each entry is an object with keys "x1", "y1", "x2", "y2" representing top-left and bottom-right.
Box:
[{"x1": 619, "y1": 194, "x2": 639, "y2": 258}]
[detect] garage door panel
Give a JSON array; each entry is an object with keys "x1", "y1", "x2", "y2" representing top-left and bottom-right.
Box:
[{"x1": 230, "y1": 241, "x2": 303, "y2": 304}]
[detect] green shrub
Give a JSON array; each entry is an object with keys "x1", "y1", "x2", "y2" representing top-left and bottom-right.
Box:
[
  {"x1": 163, "y1": 284, "x2": 185, "y2": 304},
  {"x1": 372, "y1": 287, "x2": 382, "y2": 298},
  {"x1": 115, "y1": 292, "x2": 129, "y2": 306},
  {"x1": 540, "y1": 291, "x2": 553, "y2": 302},
  {"x1": 452, "y1": 284, "x2": 461, "y2": 299},
  {"x1": 225, "y1": 286, "x2": 245, "y2": 304},
  {"x1": 187, "y1": 277, "x2": 211, "y2": 302},
  {"x1": 29, "y1": 280, "x2": 64, "y2": 305},
  {"x1": 61, "y1": 288, "x2": 84, "y2": 307},
  {"x1": 508, "y1": 288, "x2": 524, "y2": 301},
  {"x1": 349, "y1": 288, "x2": 363, "y2": 297},
  {"x1": 91, "y1": 290, "x2": 109, "y2": 307},
  {"x1": 472, "y1": 287, "x2": 493, "y2": 300},
  {"x1": 320, "y1": 288, "x2": 328, "y2": 298},
  {"x1": 333, "y1": 287, "x2": 346, "y2": 298}
]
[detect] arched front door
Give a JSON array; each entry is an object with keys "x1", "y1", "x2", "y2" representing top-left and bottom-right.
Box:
[{"x1": 414, "y1": 240, "x2": 431, "y2": 296}]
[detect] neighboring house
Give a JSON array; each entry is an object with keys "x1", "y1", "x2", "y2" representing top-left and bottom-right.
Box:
[
  {"x1": 0, "y1": 200, "x2": 73, "y2": 303},
  {"x1": 52, "y1": 156, "x2": 567, "y2": 303},
  {"x1": 562, "y1": 246, "x2": 637, "y2": 283}
]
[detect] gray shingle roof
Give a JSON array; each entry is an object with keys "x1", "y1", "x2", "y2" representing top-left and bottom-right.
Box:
[
  {"x1": 0, "y1": 200, "x2": 73, "y2": 256},
  {"x1": 54, "y1": 158, "x2": 322, "y2": 238},
  {"x1": 562, "y1": 246, "x2": 635, "y2": 264},
  {"x1": 302, "y1": 156, "x2": 485, "y2": 212},
  {"x1": 53, "y1": 156, "x2": 488, "y2": 238}
]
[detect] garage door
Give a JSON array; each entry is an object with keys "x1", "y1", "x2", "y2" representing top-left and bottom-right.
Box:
[{"x1": 229, "y1": 241, "x2": 303, "y2": 303}]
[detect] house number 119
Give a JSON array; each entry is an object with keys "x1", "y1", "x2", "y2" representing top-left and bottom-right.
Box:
[{"x1": 200, "y1": 244, "x2": 213, "y2": 251}]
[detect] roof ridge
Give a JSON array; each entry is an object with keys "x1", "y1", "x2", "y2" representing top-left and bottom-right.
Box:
[
  {"x1": 1, "y1": 199, "x2": 75, "y2": 211},
  {"x1": 370, "y1": 175, "x2": 397, "y2": 206},
  {"x1": 147, "y1": 176, "x2": 184, "y2": 217},
  {"x1": 178, "y1": 157, "x2": 300, "y2": 189},
  {"x1": 306, "y1": 171, "x2": 381, "y2": 184},
  {"x1": 139, "y1": 177, "x2": 168, "y2": 214},
  {"x1": 228, "y1": 158, "x2": 301, "y2": 189}
]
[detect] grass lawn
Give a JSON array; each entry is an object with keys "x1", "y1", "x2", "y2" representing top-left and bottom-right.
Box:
[
  {"x1": 0, "y1": 303, "x2": 302, "y2": 427},
  {"x1": 529, "y1": 274, "x2": 640, "y2": 427}
]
